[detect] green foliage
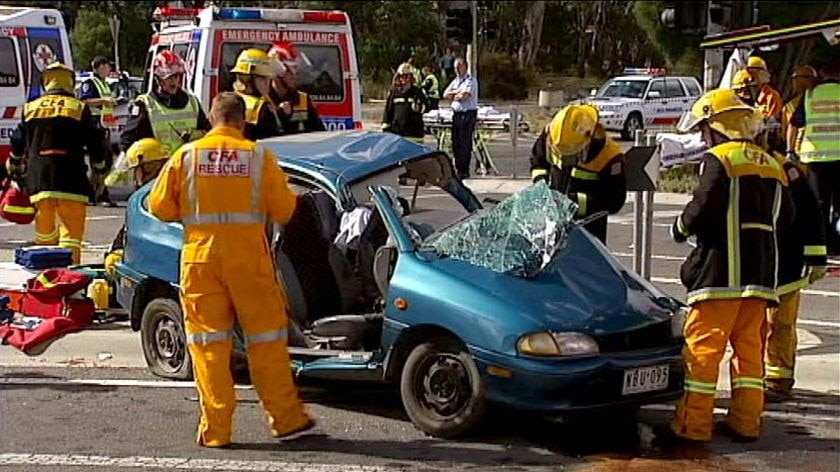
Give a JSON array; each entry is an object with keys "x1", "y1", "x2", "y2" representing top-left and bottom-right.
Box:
[
  {"x1": 70, "y1": 9, "x2": 114, "y2": 71},
  {"x1": 479, "y1": 53, "x2": 530, "y2": 100},
  {"x1": 633, "y1": 0, "x2": 700, "y2": 71},
  {"x1": 658, "y1": 164, "x2": 700, "y2": 194}
]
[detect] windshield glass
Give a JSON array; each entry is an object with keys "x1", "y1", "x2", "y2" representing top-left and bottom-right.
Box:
[
  {"x1": 597, "y1": 79, "x2": 649, "y2": 99},
  {"x1": 424, "y1": 182, "x2": 578, "y2": 278}
]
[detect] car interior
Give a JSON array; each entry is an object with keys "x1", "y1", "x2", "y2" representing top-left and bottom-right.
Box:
[{"x1": 275, "y1": 154, "x2": 466, "y2": 353}]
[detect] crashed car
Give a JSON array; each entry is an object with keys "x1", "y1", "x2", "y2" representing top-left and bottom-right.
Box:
[{"x1": 115, "y1": 130, "x2": 685, "y2": 438}]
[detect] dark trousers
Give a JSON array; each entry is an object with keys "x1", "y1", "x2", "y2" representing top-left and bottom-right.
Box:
[
  {"x1": 808, "y1": 160, "x2": 840, "y2": 255},
  {"x1": 451, "y1": 110, "x2": 477, "y2": 179},
  {"x1": 426, "y1": 98, "x2": 439, "y2": 111}
]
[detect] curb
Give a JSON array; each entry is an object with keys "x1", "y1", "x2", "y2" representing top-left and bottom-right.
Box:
[{"x1": 462, "y1": 177, "x2": 692, "y2": 205}]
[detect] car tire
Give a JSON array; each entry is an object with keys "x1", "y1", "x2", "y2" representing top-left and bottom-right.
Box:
[
  {"x1": 621, "y1": 113, "x2": 643, "y2": 141},
  {"x1": 399, "y1": 336, "x2": 486, "y2": 438},
  {"x1": 140, "y1": 298, "x2": 193, "y2": 380}
]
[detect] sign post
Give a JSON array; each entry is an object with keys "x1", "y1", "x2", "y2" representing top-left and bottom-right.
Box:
[
  {"x1": 510, "y1": 105, "x2": 518, "y2": 178},
  {"x1": 626, "y1": 130, "x2": 660, "y2": 279},
  {"x1": 108, "y1": 15, "x2": 121, "y2": 72}
]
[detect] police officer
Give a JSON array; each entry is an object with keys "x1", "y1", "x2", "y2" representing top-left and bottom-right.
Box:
[
  {"x1": 662, "y1": 89, "x2": 793, "y2": 445},
  {"x1": 231, "y1": 48, "x2": 284, "y2": 141},
  {"x1": 421, "y1": 65, "x2": 441, "y2": 111},
  {"x1": 6, "y1": 62, "x2": 107, "y2": 264},
  {"x1": 530, "y1": 104, "x2": 626, "y2": 244},
  {"x1": 148, "y1": 92, "x2": 313, "y2": 448},
  {"x1": 381, "y1": 63, "x2": 427, "y2": 143},
  {"x1": 78, "y1": 56, "x2": 120, "y2": 206},
  {"x1": 120, "y1": 51, "x2": 210, "y2": 156},
  {"x1": 268, "y1": 42, "x2": 325, "y2": 135}
]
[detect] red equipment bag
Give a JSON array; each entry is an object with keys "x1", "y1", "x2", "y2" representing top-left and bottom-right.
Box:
[
  {"x1": 0, "y1": 269, "x2": 95, "y2": 356},
  {"x1": 0, "y1": 179, "x2": 36, "y2": 225}
]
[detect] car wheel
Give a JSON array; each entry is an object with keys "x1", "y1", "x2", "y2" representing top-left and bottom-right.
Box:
[
  {"x1": 399, "y1": 336, "x2": 486, "y2": 438},
  {"x1": 621, "y1": 113, "x2": 643, "y2": 140},
  {"x1": 140, "y1": 298, "x2": 193, "y2": 380}
]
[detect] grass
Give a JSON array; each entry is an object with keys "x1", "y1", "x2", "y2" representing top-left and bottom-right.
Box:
[{"x1": 657, "y1": 164, "x2": 700, "y2": 193}]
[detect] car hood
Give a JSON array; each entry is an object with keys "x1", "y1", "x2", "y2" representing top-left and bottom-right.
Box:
[{"x1": 425, "y1": 228, "x2": 675, "y2": 335}]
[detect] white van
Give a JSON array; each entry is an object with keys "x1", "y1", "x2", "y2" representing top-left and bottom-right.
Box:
[
  {"x1": 146, "y1": 6, "x2": 362, "y2": 131},
  {"x1": 0, "y1": 6, "x2": 73, "y2": 166}
]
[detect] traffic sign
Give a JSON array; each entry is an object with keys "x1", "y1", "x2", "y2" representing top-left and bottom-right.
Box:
[{"x1": 625, "y1": 145, "x2": 660, "y2": 191}]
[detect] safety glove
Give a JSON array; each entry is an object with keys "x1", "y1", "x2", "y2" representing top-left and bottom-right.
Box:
[
  {"x1": 670, "y1": 217, "x2": 688, "y2": 243},
  {"x1": 808, "y1": 266, "x2": 827, "y2": 284}
]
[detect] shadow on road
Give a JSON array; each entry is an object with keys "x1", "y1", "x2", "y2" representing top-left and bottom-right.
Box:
[{"x1": 1, "y1": 370, "x2": 119, "y2": 393}]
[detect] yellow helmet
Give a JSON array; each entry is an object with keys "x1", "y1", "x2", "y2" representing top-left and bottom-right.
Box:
[
  {"x1": 230, "y1": 48, "x2": 280, "y2": 77},
  {"x1": 547, "y1": 104, "x2": 599, "y2": 156},
  {"x1": 747, "y1": 56, "x2": 768, "y2": 71},
  {"x1": 125, "y1": 138, "x2": 169, "y2": 169},
  {"x1": 677, "y1": 88, "x2": 760, "y2": 139},
  {"x1": 731, "y1": 69, "x2": 757, "y2": 90},
  {"x1": 41, "y1": 61, "x2": 75, "y2": 92},
  {"x1": 791, "y1": 65, "x2": 817, "y2": 79}
]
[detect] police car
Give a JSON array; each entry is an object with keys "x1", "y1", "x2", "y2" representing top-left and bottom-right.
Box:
[{"x1": 583, "y1": 68, "x2": 703, "y2": 140}]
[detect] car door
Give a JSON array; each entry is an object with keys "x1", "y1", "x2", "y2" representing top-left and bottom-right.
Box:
[
  {"x1": 644, "y1": 79, "x2": 668, "y2": 127},
  {"x1": 662, "y1": 78, "x2": 690, "y2": 127}
]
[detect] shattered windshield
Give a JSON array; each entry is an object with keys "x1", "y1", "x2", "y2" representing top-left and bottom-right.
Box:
[{"x1": 425, "y1": 182, "x2": 579, "y2": 278}]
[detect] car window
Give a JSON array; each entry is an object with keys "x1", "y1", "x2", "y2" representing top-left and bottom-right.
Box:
[
  {"x1": 597, "y1": 79, "x2": 648, "y2": 99},
  {"x1": 665, "y1": 79, "x2": 685, "y2": 98},
  {"x1": 0, "y1": 37, "x2": 20, "y2": 87},
  {"x1": 683, "y1": 79, "x2": 702, "y2": 96},
  {"x1": 647, "y1": 80, "x2": 666, "y2": 98},
  {"x1": 219, "y1": 42, "x2": 270, "y2": 94}
]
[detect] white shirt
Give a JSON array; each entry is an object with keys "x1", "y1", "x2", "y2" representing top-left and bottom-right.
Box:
[{"x1": 444, "y1": 74, "x2": 478, "y2": 112}]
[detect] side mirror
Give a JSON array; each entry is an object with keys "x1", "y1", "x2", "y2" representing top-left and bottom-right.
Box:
[
  {"x1": 648, "y1": 90, "x2": 662, "y2": 99},
  {"x1": 589, "y1": 88, "x2": 598, "y2": 97}
]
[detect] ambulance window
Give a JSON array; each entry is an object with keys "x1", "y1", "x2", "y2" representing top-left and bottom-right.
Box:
[
  {"x1": 0, "y1": 38, "x2": 20, "y2": 87},
  {"x1": 219, "y1": 42, "x2": 272, "y2": 94},
  {"x1": 295, "y1": 45, "x2": 344, "y2": 103}
]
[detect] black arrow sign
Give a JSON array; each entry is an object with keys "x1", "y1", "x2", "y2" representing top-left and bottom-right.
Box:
[{"x1": 625, "y1": 145, "x2": 659, "y2": 192}]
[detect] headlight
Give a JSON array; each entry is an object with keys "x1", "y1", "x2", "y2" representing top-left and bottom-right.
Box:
[
  {"x1": 671, "y1": 307, "x2": 689, "y2": 338},
  {"x1": 517, "y1": 332, "x2": 600, "y2": 357}
]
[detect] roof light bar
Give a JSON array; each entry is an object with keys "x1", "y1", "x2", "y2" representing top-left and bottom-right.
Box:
[{"x1": 153, "y1": 6, "x2": 203, "y2": 22}]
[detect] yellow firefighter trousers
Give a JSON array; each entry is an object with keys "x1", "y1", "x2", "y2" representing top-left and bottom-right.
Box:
[
  {"x1": 765, "y1": 291, "x2": 801, "y2": 393},
  {"x1": 672, "y1": 298, "x2": 767, "y2": 441},
  {"x1": 180, "y1": 256, "x2": 309, "y2": 447},
  {"x1": 33, "y1": 199, "x2": 86, "y2": 264}
]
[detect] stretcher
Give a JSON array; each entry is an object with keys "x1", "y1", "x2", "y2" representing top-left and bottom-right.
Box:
[{"x1": 427, "y1": 123, "x2": 500, "y2": 176}]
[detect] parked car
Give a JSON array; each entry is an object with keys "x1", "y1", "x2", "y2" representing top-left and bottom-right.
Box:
[
  {"x1": 115, "y1": 130, "x2": 685, "y2": 438},
  {"x1": 424, "y1": 105, "x2": 530, "y2": 133},
  {"x1": 582, "y1": 68, "x2": 703, "y2": 140}
]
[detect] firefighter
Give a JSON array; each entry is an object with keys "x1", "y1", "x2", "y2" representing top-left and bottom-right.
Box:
[
  {"x1": 783, "y1": 65, "x2": 819, "y2": 156},
  {"x1": 147, "y1": 92, "x2": 313, "y2": 448},
  {"x1": 661, "y1": 89, "x2": 793, "y2": 445},
  {"x1": 104, "y1": 138, "x2": 170, "y2": 278},
  {"x1": 120, "y1": 50, "x2": 210, "y2": 156},
  {"x1": 381, "y1": 63, "x2": 427, "y2": 143},
  {"x1": 530, "y1": 104, "x2": 626, "y2": 244},
  {"x1": 6, "y1": 62, "x2": 107, "y2": 264},
  {"x1": 231, "y1": 48, "x2": 284, "y2": 141},
  {"x1": 78, "y1": 56, "x2": 120, "y2": 207},
  {"x1": 732, "y1": 70, "x2": 759, "y2": 106},
  {"x1": 268, "y1": 42, "x2": 325, "y2": 135},
  {"x1": 746, "y1": 56, "x2": 784, "y2": 121},
  {"x1": 421, "y1": 65, "x2": 441, "y2": 111},
  {"x1": 788, "y1": 62, "x2": 840, "y2": 255},
  {"x1": 765, "y1": 149, "x2": 827, "y2": 402}
]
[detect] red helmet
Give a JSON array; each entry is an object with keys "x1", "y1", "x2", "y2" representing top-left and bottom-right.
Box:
[
  {"x1": 268, "y1": 41, "x2": 309, "y2": 72},
  {"x1": 152, "y1": 50, "x2": 186, "y2": 80}
]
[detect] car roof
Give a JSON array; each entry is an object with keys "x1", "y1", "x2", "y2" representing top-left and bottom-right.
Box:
[
  {"x1": 259, "y1": 130, "x2": 437, "y2": 186},
  {"x1": 610, "y1": 75, "x2": 697, "y2": 81}
]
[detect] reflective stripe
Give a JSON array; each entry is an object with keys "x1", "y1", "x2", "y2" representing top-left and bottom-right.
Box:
[
  {"x1": 764, "y1": 365, "x2": 793, "y2": 379},
  {"x1": 89, "y1": 77, "x2": 114, "y2": 120},
  {"x1": 732, "y1": 376, "x2": 765, "y2": 390},
  {"x1": 686, "y1": 285, "x2": 778, "y2": 305},
  {"x1": 684, "y1": 379, "x2": 717, "y2": 395},
  {"x1": 804, "y1": 245, "x2": 827, "y2": 256},
  {"x1": 181, "y1": 213, "x2": 266, "y2": 225},
  {"x1": 676, "y1": 216, "x2": 690, "y2": 237},
  {"x1": 576, "y1": 193, "x2": 588, "y2": 217},
  {"x1": 772, "y1": 183, "x2": 782, "y2": 291},
  {"x1": 138, "y1": 94, "x2": 200, "y2": 154},
  {"x1": 406, "y1": 137, "x2": 424, "y2": 143},
  {"x1": 59, "y1": 238, "x2": 82, "y2": 248},
  {"x1": 35, "y1": 229, "x2": 59, "y2": 240},
  {"x1": 246, "y1": 328, "x2": 287, "y2": 345},
  {"x1": 571, "y1": 167, "x2": 599, "y2": 180},
  {"x1": 29, "y1": 191, "x2": 88, "y2": 204},
  {"x1": 777, "y1": 277, "x2": 809, "y2": 296},
  {"x1": 251, "y1": 145, "x2": 264, "y2": 216},
  {"x1": 727, "y1": 179, "x2": 741, "y2": 286},
  {"x1": 800, "y1": 84, "x2": 840, "y2": 163},
  {"x1": 531, "y1": 168, "x2": 548, "y2": 178},
  {"x1": 35, "y1": 273, "x2": 56, "y2": 288},
  {"x1": 2, "y1": 204, "x2": 35, "y2": 214},
  {"x1": 741, "y1": 222, "x2": 773, "y2": 232},
  {"x1": 186, "y1": 331, "x2": 233, "y2": 345}
]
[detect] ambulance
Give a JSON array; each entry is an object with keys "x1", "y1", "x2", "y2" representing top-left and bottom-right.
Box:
[
  {"x1": 146, "y1": 6, "x2": 362, "y2": 131},
  {"x1": 0, "y1": 6, "x2": 73, "y2": 166}
]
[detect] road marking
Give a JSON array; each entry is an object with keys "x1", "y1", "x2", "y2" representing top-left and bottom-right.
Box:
[
  {"x1": 612, "y1": 251, "x2": 685, "y2": 262},
  {"x1": 0, "y1": 453, "x2": 397, "y2": 471},
  {"x1": 0, "y1": 377, "x2": 253, "y2": 389},
  {"x1": 650, "y1": 276, "x2": 840, "y2": 299},
  {"x1": 0, "y1": 215, "x2": 122, "y2": 228},
  {"x1": 643, "y1": 404, "x2": 840, "y2": 424}
]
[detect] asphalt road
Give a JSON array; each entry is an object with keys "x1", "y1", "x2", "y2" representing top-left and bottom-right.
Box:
[{"x1": 1, "y1": 177, "x2": 838, "y2": 471}]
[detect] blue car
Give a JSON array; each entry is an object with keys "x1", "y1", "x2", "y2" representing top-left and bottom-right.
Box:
[{"x1": 115, "y1": 131, "x2": 685, "y2": 438}]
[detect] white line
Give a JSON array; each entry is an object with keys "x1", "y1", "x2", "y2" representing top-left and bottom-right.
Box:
[
  {"x1": 798, "y1": 319, "x2": 840, "y2": 328},
  {"x1": 0, "y1": 215, "x2": 122, "y2": 228},
  {"x1": 650, "y1": 276, "x2": 840, "y2": 299},
  {"x1": 643, "y1": 404, "x2": 840, "y2": 424},
  {"x1": 612, "y1": 251, "x2": 685, "y2": 262},
  {"x1": 0, "y1": 377, "x2": 253, "y2": 389},
  {"x1": 0, "y1": 453, "x2": 397, "y2": 471}
]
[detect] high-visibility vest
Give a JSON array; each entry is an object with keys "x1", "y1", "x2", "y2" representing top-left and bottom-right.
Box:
[
  {"x1": 237, "y1": 92, "x2": 269, "y2": 126},
  {"x1": 423, "y1": 74, "x2": 440, "y2": 99},
  {"x1": 136, "y1": 93, "x2": 201, "y2": 155},
  {"x1": 799, "y1": 83, "x2": 840, "y2": 164},
  {"x1": 89, "y1": 76, "x2": 116, "y2": 127}
]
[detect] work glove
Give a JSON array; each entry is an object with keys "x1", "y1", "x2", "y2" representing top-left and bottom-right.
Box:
[
  {"x1": 532, "y1": 172, "x2": 548, "y2": 184},
  {"x1": 671, "y1": 217, "x2": 688, "y2": 243},
  {"x1": 808, "y1": 266, "x2": 827, "y2": 284},
  {"x1": 6, "y1": 155, "x2": 24, "y2": 178},
  {"x1": 785, "y1": 151, "x2": 799, "y2": 162},
  {"x1": 380, "y1": 123, "x2": 390, "y2": 131}
]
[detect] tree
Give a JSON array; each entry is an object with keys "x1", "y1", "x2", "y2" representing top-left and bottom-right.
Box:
[
  {"x1": 70, "y1": 9, "x2": 114, "y2": 71},
  {"x1": 517, "y1": 1, "x2": 545, "y2": 69}
]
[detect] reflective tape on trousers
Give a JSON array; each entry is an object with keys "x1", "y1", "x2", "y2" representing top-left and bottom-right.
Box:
[
  {"x1": 246, "y1": 328, "x2": 288, "y2": 345},
  {"x1": 186, "y1": 331, "x2": 233, "y2": 345}
]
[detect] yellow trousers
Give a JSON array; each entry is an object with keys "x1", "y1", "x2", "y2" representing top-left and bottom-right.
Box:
[
  {"x1": 765, "y1": 291, "x2": 801, "y2": 393},
  {"x1": 33, "y1": 199, "x2": 86, "y2": 264},
  {"x1": 672, "y1": 298, "x2": 767, "y2": 441},
  {"x1": 180, "y1": 256, "x2": 309, "y2": 447}
]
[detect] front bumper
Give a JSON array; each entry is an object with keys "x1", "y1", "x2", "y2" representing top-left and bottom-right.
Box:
[
  {"x1": 598, "y1": 112, "x2": 625, "y2": 132},
  {"x1": 471, "y1": 344, "x2": 684, "y2": 412}
]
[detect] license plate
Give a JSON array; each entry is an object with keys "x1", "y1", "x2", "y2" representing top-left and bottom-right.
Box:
[{"x1": 622, "y1": 365, "x2": 670, "y2": 395}]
